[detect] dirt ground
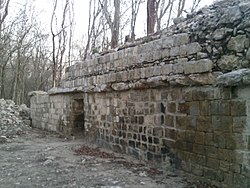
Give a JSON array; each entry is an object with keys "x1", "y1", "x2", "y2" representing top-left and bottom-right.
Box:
[{"x1": 0, "y1": 129, "x2": 214, "y2": 188}]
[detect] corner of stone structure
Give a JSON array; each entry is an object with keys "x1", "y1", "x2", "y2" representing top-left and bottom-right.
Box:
[{"x1": 28, "y1": 90, "x2": 48, "y2": 97}]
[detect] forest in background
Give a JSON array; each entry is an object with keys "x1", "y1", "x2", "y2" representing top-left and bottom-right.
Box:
[{"x1": 0, "y1": 0, "x2": 205, "y2": 105}]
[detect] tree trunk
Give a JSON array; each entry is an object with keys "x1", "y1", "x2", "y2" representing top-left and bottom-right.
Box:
[
  {"x1": 147, "y1": 0, "x2": 156, "y2": 35},
  {"x1": 111, "y1": 0, "x2": 120, "y2": 48},
  {"x1": 12, "y1": 50, "x2": 21, "y2": 104},
  {"x1": 0, "y1": 66, "x2": 5, "y2": 98}
]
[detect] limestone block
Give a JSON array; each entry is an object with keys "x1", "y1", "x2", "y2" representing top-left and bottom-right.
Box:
[
  {"x1": 186, "y1": 43, "x2": 202, "y2": 55},
  {"x1": 128, "y1": 69, "x2": 135, "y2": 80},
  {"x1": 243, "y1": 71, "x2": 250, "y2": 84},
  {"x1": 109, "y1": 52, "x2": 114, "y2": 62},
  {"x1": 230, "y1": 100, "x2": 246, "y2": 116},
  {"x1": 117, "y1": 59, "x2": 124, "y2": 70},
  {"x1": 161, "y1": 64, "x2": 173, "y2": 75},
  {"x1": 153, "y1": 65, "x2": 162, "y2": 76},
  {"x1": 118, "y1": 50, "x2": 124, "y2": 59},
  {"x1": 161, "y1": 49, "x2": 170, "y2": 59},
  {"x1": 106, "y1": 62, "x2": 111, "y2": 71},
  {"x1": 135, "y1": 69, "x2": 142, "y2": 80},
  {"x1": 93, "y1": 75, "x2": 101, "y2": 84},
  {"x1": 217, "y1": 55, "x2": 241, "y2": 72},
  {"x1": 218, "y1": 6, "x2": 242, "y2": 25},
  {"x1": 162, "y1": 36, "x2": 174, "y2": 49},
  {"x1": 176, "y1": 58, "x2": 188, "y2": 64},
  {"x1": 38, "y1": 94, "x2": 49, "y2": 104},
  {"x1": 111, "y1": 82, "x2": 129, "y2": 91},
  {"x1": 152, "y1": 51, "x2": 162, "y2": 62},
  {"x1": 246, "y1": 48, "x2": 250, "y2": 60},
  {"x1": 113, "y1": 52, "x2": 119, "y2": 60},
  {"x1": 188, "y1": 73, "x2": 216, "y2": 85},
  {"x1": 129, "y1": 79, "x2": 149, "y2": 90},
  {"x1": 28, "y1": 91, "x2": 47, "y2": 97},
  {"x1": 115, "y1": 72, "x2": 123, "y2": 82},
  {"x1": 192, "y1": 87, "x2": 216, "y2": 101},
  {"x1": 172, "y1": 63, "x2": 184, "y2": 74},
  {"x1": 197, "y1": 116, "x2": 212, "y2": 132},
  {"x1": 216, "y1": 68, "x2": 250, "y2": 86},
  {"x1": 174, "y1": 33, "x2": 189, "y2": 46},
  {"x1": 151, "y1": 39, "x2": 162, "y2": 50},
  {"x1": 212, "y1": 28, "x2": 233, "y2": 41},
  {"x1": 144, "y1": 67, "x2": 154, "y2": 78},
  {"x1": 101, "y1": 75, "x2": 106, "y2": 84},
  {"x1": 212, "y1": 116, "x2": 233, "y2": 132},
  {"x1": 179, "y1": 45, "x2": 187, "y2": 56},
  {"x1": 110, "y1": 72, "x2": 116, "y2": 82},
  {"x1": 138, "y1": 43, "x2": 150, "y2": 54},
  {"x1": 184, "y1": 59, "x2": 213, "y2": 74},
  {"x1": 140, "y1": 67, "x2": 146, "y2": 78},
  {"x1": 170, "y1": 47, "x2": 180, "y2": 57},
  {"x1": 146, "y1": 76, "x2": 166, "y2": 87},
  {"x1": 104, "y1": 54, "x2": 110, "y2": 63},
  {"x1": 127, "y1": 56, "x2": 137, "y2": 66},
  {"x1": 138, "y1": 53, "x2": 152, "y2": 63},
  {"x1": 227, "y1": 35, "x2": 249, "y2": 52},
  {"x1": 121, "y1": 71, "x2": 128, "y2": 81},
  {"x1": 168, "y1": 75, "x2": 193, "y2": 86}
]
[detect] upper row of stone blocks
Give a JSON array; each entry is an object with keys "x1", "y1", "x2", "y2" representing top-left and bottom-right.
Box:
[{"x1": 65, "y1": 33, "x2": 203, "y2": 81}]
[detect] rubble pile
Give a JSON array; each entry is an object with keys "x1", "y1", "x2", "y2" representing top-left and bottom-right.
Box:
[{"x1": 0, "y1": 98, "x2": 31, "y2": 141}]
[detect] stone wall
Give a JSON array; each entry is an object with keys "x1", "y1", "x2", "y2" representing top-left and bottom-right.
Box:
[
  {"x1": 30, "y1": 0, "x2": 250, "y2": 187},
  {"x1": 30, "y1": 91, "x2": 95, "y2": 139}
]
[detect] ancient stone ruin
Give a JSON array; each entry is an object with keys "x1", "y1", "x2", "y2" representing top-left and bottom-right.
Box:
[{"x1": 29, "y1": 0, "x2": 250, "y2": 187}]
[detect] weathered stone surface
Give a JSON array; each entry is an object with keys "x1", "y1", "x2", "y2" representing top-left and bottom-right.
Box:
[
  {"x1": 217, "y1": 55, "x2": 241, "y2": 72},
  {"x1": 246, "y1": 48, "x2": 250, "y2": 60},
  {"x1": 28, "y1": 91, "x2": 48, "y2": 96},
  {"x1": 218, "y1": 6, "x2": 242, "y2": 25},
  {"x1": 188, "y1": 73, "x2": 216, "y2": 85},
  {"x1": 111, "y1": 83, "x2": 129, "y2": 91},
  {"x1": 174, "y1": 33, "x2": 189, "y2": 46},
  {"x1": 168, "y1": 75, "x2": 193, "y2": 86},
  {"x1": 48, "y1": 87, "x2": 79, "y2": 94},
  {"x1": 212, "y1": 28, "x2": 233, "y2": 41},
  {"x1": 184, "y1": 59, "x2": 213, "y2": 74},
  {"x1": 162, "y1": 36, "x2": 174, "y2": 49},
  {"x1": 186, "y1": 42, "x2": 202, "y2": 55},
  {"x1": 216, "y1": 68, "x2": 250, "y2": 86},
  {"x1": 30, "y1": 1, "x2": 250, "y2": 188},
  {"x1": 227, "y1": 35, "x2": 249, "y2": 52}
]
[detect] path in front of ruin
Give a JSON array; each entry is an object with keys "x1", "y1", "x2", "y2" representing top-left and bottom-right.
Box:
[{"x1": 0, "y1": 128, "x2": 210, "y2": 188}]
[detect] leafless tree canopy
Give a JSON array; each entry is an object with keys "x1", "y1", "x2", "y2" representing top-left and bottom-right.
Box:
[{"x1": 0, "y1": 0, "x2": 204, "y2": 105}]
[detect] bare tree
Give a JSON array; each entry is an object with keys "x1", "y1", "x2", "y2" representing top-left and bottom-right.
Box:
[
  {"x1": 155, "y1": 0, "x2": 172, "y2": 32},
  {"x1": 154, "y1": 0, "x2": 202, "y2": 31},
  {"x1": 67, "y1": 0, "x2": 74, "y2": 67},
  {"x1": 84, "y1": 0, "x2": 102, "y2": 59},
  {"x1": 99, "y1": 0, "x2": 121, "y2": 48},
  {"x1": 190, "y1": 0, "x2": 202, "y2": 13},
  {"x1": 147, "y1": 0, "x2": 156, "y2": 35},
  {"x1": 0, "y1": 0, "x2": 10, "y2": 31},
  {"x1": 177, "y1": 0, "x2": 186, "y2": 17},
  {"x1": 131, "y1": 0, "x2": 144, "y2": 41},
  {"x1": 51, "y1": 0, "x2": 74, "y2": 87},
  {"x1": 12, "y1": 15, "x2": 33, "y2": 104},
  {"x1": 0, "y1": 0, "x2": 11, "y2": 98}
]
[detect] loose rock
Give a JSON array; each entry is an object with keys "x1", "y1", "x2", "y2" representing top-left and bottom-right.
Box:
[{"x1": 0, "y1": 98, "x2": 31, "y2": 139}]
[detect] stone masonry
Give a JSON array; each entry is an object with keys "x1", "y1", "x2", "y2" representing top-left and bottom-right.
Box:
[{"x1": 30, "y1": 0, "x2": 250, "y2": 187}]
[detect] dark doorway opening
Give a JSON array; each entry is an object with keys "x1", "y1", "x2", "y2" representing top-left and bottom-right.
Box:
[{"x1": 72, "y1": 98, "x2": 84, "y2": 137}]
